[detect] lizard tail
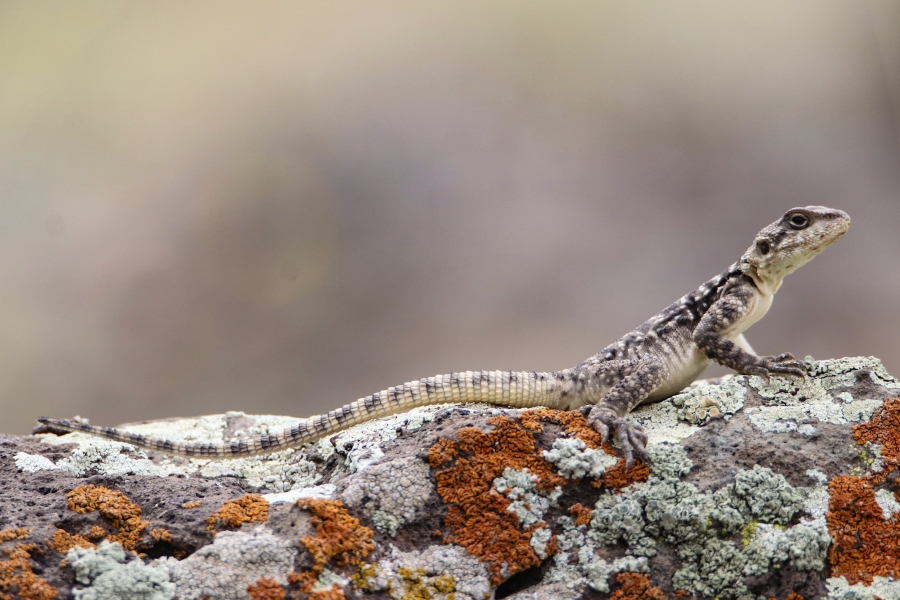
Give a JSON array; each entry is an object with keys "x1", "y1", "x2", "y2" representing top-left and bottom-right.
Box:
[{"x1": 36, "y1": 370, "x2": 562, "y2": 458}]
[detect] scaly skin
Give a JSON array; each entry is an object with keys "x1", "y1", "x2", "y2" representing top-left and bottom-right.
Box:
[{"x1": 37, "y1": 206, "x2": 850, "y2": 469}]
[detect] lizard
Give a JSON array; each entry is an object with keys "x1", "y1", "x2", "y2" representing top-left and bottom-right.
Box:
[{"x1": 36, "y1": 206, "x2": 850, "y2": 469}]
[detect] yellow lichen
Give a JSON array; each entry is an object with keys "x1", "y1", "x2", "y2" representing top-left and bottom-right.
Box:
[
  {"x1": 350, "y1": 563, "x2": 379, "y2": 592},
  {"x1": 396, "y1": 567, "x2": 456, "y2": 600}
]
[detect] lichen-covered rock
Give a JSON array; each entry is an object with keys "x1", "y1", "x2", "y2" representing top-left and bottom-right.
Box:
[
  {"x1": 155, "y1": 527, "x2": 297, "y2": 600},
  {"x1": 5, "y1": 356, "x2": 900, "y2": 598}
]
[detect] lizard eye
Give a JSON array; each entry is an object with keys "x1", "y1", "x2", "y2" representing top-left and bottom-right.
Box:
[
  {"x1": 787, "y1": 213, "x2": 809, "y2": 230},
  {"x1": 757, "y1": 240, "x2": 770, "y2": 255}
]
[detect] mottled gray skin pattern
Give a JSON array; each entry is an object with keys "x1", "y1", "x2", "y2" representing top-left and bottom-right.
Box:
[
  {"x1": 564, "y1": 206, "x2": 849, "y2": 467},
  {"x1": 37, "y1": 207, "x2": 849, "y2": 470}
]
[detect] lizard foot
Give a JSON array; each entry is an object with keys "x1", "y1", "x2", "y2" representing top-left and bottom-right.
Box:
[
  {"x1": 743, "y1": 352, "x2": 807, "y2": 380},
  {"x1": 580, "y1": 405, "x2": 648, "y2": 470}
]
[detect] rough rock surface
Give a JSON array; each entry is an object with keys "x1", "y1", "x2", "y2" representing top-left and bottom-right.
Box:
[{"x1": 4, "y1": 356, "x2": 900, "y2": 599}]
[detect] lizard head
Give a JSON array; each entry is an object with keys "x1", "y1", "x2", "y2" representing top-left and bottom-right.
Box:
[{"x1": 740, "y1": 206, "x2": 850, "y2": 296}]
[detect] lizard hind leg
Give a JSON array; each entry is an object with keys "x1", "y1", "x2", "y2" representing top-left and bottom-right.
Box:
[{"x1": 579, "y1": 356, "x2": 665, "y2": 469}]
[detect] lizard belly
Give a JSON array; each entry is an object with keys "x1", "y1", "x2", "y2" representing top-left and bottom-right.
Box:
[{"x1": 643, "y1": 347, "x2": 711, "y2": 404}]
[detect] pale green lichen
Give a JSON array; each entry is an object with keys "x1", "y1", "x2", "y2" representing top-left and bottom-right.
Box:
[
  {"x1": 14, "y1": 452, "x2": 59, "y2": 473},
  {"x1": 625, "y1": 396, "x2": 701, "y2": 445},
  {"x1": 493, "y1": 467, "x2": 561, "y2": 529},
  {"x1": 826, "y1": 575, "x2": 900, "y2": 599},
  {"x1": 68, "y1": 540, "x2": 175, "y2": 600},
  {"x1": 874, "y1": 488, "x2": 900, "y2": 520},
  {"x1": 747, "y1": 356, "x2": 899, "y2": 436},
  {"x1": 673, "y1": 537, "x2": 748, "y2": 598},
  {"x1": 671, "y1": 375, "x2": 747, "y2": 425},
  {"x1": 492, "y1": 467, "x2": 561, "y2": 558},
  {"x1": 542, "y1": 438, "x2": 617, "y2": 479},
  {"x1": 372, "y1": 511, "x2": 401, "y2": 537},
  {"x1": 742, "y1": 521, "x2": 830, "y2": 575},
  {"x1": 529, "y1": 527, "x2": 553, "y2": 561},
  {"x1": 709, "y1": 465, "x2": 804, "y2": 532},
  {"x1": 311, "y1": 568, "x2": 348, "y2": 593},
  {"x1": 645, "y1": 442, "x2": 693, "y2": 480},
  {"x1": 543, "y1": 444, "x2": 824, "y2": 600}
]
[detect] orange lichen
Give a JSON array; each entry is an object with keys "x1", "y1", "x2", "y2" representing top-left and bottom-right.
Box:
[
  {"x1": 0, "y1": 542, "x2": 57, "y2": 600},
  {"x1": 786, "y1": 593, "x2": 805, "y2": 600},
  {"x1": 149, "y1": 528, "x2": 172, "y2": 543},
  {"x1": 181, "y1": 500, "x2": 203, "y2": 509},
  {"x1": 568, "y1": 503, "x2": 593, "y2": 527},
  {"x1": 520, "y1": 408, "x2": 649, "y2": 489},
  {"x1": 826, "y1": 397, "x2": 900, "y2": 584},
  {"x1": 206, "y1": 494, "x2": 269, "y2": 534},
  {"x1": 47, "y1": 528, "x2": 102, "y2": 554},
  {"x1": 288, "y1": 499, "x2": 374, "y2": 597},
  {"x1": 247, "y1": 578, "x2": 285, "y2": 600},
  {"x1": 64, "y1": 485, "x2": 151, "y2": 552},
  {"x1": 299, "y1": 499, "x2": 374, "y2": 568},
  {"x1": 0, "y1": 530, "x2": 28, "y2": 544},
  {"x1": 595, "y1": 458, "x2": 650, "y2": 490},
  {"x1": 430, "y1": 415, "x2": 567, "y2": 584},
  {"x1": 853, "y1": 397, "x2": 900, "y2": 483},
  {"x1": 827, "y1": 474, "x2": 900, "y2": 583},
  {"x1": 520, "y1": 408, "x2": 605, "y2": 449},
  {"x1": 609, "y1": 572, "x2": 665, "y2": 600}
]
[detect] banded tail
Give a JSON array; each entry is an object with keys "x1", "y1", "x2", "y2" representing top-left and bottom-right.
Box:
[{"x1": 36, "y1": 370, "x2": 562, "y2": 458}]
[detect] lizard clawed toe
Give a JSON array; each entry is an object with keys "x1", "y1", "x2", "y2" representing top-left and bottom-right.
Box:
[
  {"x1": 585, "y1": 406, "x2": 648, "y2": 470},
  {"x1": 745, "y1": 354, "x2": 807, "y2": 381}
]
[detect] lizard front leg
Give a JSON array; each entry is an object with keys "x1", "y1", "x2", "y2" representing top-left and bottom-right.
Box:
[
  {"x1": 693, "y1": 282, "x2": 806, "y2": 379},
  {"x1": 577, "y1": 357, "x2": 665, "y2": 469}
]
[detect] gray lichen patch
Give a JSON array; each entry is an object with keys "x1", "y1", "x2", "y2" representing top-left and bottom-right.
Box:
[
  {"x1": 340, "y1": 456, "x2": 435, "y2": 537},
  {"x1": 68, "y1": 540, "x2": 175, "y2": 600},
  {"x1": 152, "y1": 526, "x2": 296, "y2": 600}
]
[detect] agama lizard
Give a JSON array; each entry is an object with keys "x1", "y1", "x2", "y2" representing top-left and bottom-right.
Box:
[{"x1": 37, "y1": 206, "x2": 850, "y2": 468}]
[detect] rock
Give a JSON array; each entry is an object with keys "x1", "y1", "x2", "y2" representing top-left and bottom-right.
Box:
[{"x1": 2, "y1": 356, "x2": 900, "y2": 599}]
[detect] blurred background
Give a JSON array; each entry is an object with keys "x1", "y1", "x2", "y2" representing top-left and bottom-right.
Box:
[{"x1": 1, "y1": 2, "x2": 899, "y2": 434}]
